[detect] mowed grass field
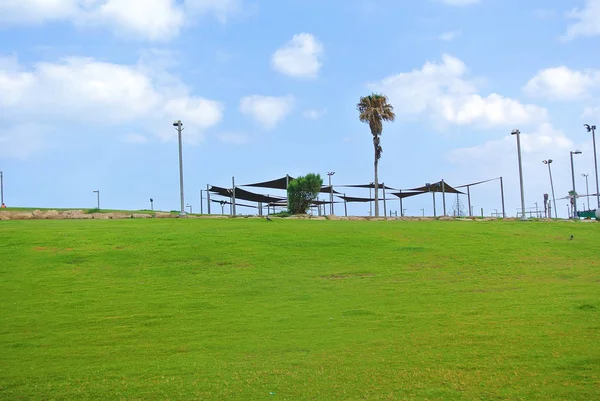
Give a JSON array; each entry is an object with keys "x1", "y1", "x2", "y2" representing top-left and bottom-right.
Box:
[{"x1": 0, "y1": 219, "x2": 599, "y2": 400}]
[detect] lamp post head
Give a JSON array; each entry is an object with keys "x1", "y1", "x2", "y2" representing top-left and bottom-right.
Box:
[
  {"x1": 327, "y1": 171, "x2": 335, "y2": 176},
  {"x1": 584, "y1": 124, "x2": 596, "y2": 132},
  {"x1": 511, "y1": 129, "x2": 520, "y2": 135},
  {"x1": 571, "y1": 150, "x2": 583, "y2": 155},
  {"x1": 93, "y1": 190, "x2": 99, "y2": 193},
  {"x1": 543, "y1": 159, "x2": 553, "y2": 164},
  {"x1": 173, "y1": 120, "x2": 182, "y2": 127}
]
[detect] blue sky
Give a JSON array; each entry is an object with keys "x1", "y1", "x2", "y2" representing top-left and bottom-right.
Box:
[{"x1": 1, "y1": 0, "x2": 599, "y2": 217}]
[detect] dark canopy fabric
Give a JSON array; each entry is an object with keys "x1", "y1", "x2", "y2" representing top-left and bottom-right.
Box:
[
  {"x1": 242, "y1": 176, "x2": 294, "y2": 190},
  {"x1": 407, "y1": 181, "x2": 464, "y2": 194},
  {"x1": 336, "y1": 195, "x2": 396, "y2": 203},
  {"x1": 210, "y1": 199, "x2": 257, "y2": 209},
  {"x1": 339, "y1": 183, "x2": 397, "y2": 190},
  {"x1": 390, "y1": 191, "x2": 426, "y2": 199},
  {"x1": 320, "y1": 185, "x2": 343, "y2": 194},
  {"x1": 456, "y1": 177, "x2": 498, "y2": 188},
  {"x1": 209, "y1": 185, "x2": 285, "y2": 204}
]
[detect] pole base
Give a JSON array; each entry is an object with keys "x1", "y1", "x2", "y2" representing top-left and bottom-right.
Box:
[{"x1": 178, "y1": 212, "x2": 188, "y2": 218}]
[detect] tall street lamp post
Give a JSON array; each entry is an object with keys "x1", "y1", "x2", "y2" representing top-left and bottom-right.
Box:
[
  {"x1": 327, "y1": 172, "x2": 335, "y2": 215},
  {"x1": 542, "y1": 159, "x2": 558, "y2": 218},
  {"x1": 570, "y1": 150, "x2": 582, "y2": 218},
  {"x1": 584, "y1": 124, "x2": 599, "y2": 208},
  {"x1": 512, "y1": 129, "x2": 526, "y2": 220},
  {"x1": 93, "y1": 190, "x2": 100, "y2": 211},
  {"x1": 582, "y1": 173, "x2": 590, "y2": 210},
  {"x1": 173, "y1": 120, "x2": 186, "y2": 217},
  {"x1": 0, "y1": 170, "x2": 4, "y2": 207}
]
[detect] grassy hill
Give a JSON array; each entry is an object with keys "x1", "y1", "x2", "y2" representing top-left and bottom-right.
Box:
[{"x1": 0, "y1": 219, "x2": 598, "y2": 400}]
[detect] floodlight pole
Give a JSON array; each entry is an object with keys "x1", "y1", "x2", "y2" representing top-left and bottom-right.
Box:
[
  {"x1": 0, "y1": 170, "x2": 4, "y2": 206},
  {"x1": 582, "y1": 173, "x2": 590, "y2": 211},
  {"x1": 93, "y1": 190, "x2": 100, "y2": 210},
  {"x1": 150, "y1": 198, "x2": 154, "y2": 212},
  {"x1": 369, "y1": 186, "x2": 372, "y2": 216},
  {"x1": 570, "y1": 150, "x2": 582, "y2": 218},
  {"x1": 584, "y1": 124, "x2": 599, "y2": 208},
  {"x1": 173, "y1": 120, "x2": 186, "y2": 217},
  {"x1": 543, "y1": 160, "x2": 558, "y2": 218},
  {"x1": 511, "y1": 129, "x2": 526, "y2": 220}
]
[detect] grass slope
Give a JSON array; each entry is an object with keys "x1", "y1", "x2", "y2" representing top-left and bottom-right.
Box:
[{"x1": 0, "y1": 219, "x2": 598, "y2": 400}]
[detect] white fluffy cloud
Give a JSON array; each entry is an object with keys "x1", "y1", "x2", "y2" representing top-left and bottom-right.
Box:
[
  {"x1": 562, "y1": 0, "x2": 600, "y2": 41},
  {"x1": 369, "y1": 54, "x2": 548, "y2": 128},
  {"x1": 303, "y1": 108, "x2": 327, "y2": 120},
  {"x1": 0, "y1": 54, "x2": 224, "y2": 157},
  {"x1": 272, "y1": 33, "x2": 324, "y2": 79},
  {"x1": 439, "y1": 31, "x2": 461, "y2": 41},
  {"x1": 0, "y1": 0, "x2": 242, "y2": 41},
  {"x1": 524, "y1": 66, "x2": 600, "y2": 101},
  {"x1": 240, "y1": 95, "x2": 294, "y2": 129}
]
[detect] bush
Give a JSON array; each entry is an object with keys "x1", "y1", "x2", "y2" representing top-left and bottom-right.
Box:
[{"x1": 287, "y1": 173, "x2": 323, "y2": 215}]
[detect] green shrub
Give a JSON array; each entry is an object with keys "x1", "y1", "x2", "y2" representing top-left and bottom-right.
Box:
[{"x1": 287, "y1": 173, "x2": 323, "y2": 215}]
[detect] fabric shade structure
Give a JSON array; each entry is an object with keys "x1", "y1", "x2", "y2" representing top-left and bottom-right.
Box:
[
  {"x1": 339, "y1": 183, "x2": 397, "y2": 190},
  {"x1": 390, "y1": 191, "x2": 426, "y2": 199},
  {"x1": 242, "y1": 176, "x2": 294, "y2": 190},
  {"x1": 320, "y1": 185, "x2": 343, "y2": 194},
  {"x1": 210, "y1": 199, "x2": 257, "y2": 209},
  {"x1": 407, "y1": 181, "x2": 464, "y2": 194},
  {"x1": 456, "y1": 177, "x2": 498, "y2": 188},
  {"x1": 208, "y1": 185, "x2": 285, "y2": 204},
  {"x1": 337, "y1": 195, "x2": 395, "y2": 203}
]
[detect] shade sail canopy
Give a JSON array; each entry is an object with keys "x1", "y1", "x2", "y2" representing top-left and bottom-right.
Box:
[
  {"x1": 339, "y1": 183, "x2": 397, "y2": 190},
  {"x1": 242, "y1": 176, "x2": 294, "y2": 190},
  {"x1": 320, "y1": 185, "x2": 343, "y2": 194},
  {"x1": 209, "y1": 185, "x2": 285, "y2": 204},
  {"x1": 210, "y1": 199, "x2": 257, "y2": 209},
  {"x1": 456, "y1": 177, "x2": 499, "y2": 188},
  {"x1": 390, "y1": 191, "x2": 426, "y2": 199},
  {"x1": 336, "y1": 195, "x2": 396, "y2": 203},
  {"x1": 407, "y1": 181, "x2": 464, "y2": 194}
]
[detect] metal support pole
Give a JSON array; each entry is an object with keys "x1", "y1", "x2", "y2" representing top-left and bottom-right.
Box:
[
  {"x1": 570, "y1": 151, "x2": 579, "y2": 218},
  {"x1": 588, "y1": 126, "x2": 600, "y2": 208},
  {"x1": 441, "y1": 179, "x2": 446, "y2": 216},
  {"x1": 232, "y1": 176, "x2": 236, "y2": 217},
  {"x1": 382, "y1": 184, "x2": 387, "y2": 218},
  {"x1": 200, "y1": 190, "x2": 203, "y2": 215},
  {"x1": 500, "y1": 177, "x2": 506, "y2": 218},
  {"x1": 0, "y1": 170, "x2": 3, "y2": 206},
  {"x1": 286, "y1": 175, "x2": 290, "y2": 211},
  {"x1": 344, "y1": 194, "x2": 348, "y2": 217},
  {"x1": 174, "y1": 120, "x2": 186, "y2": 217},
  {"x1": 467, "y1": 185, "x2": 472, "y2": 217},
  {"x1": 206, "y1": 185, "x2": 211, "y2": 214},
  {"x1": 432, "y1": 190, "x2": 437, "y2": 217},
  {"x1": 369, "y1": 187, "x2": 372, "y2": 216},
  {"x1": 399, "y1": 190, "x2": 403, "y2": 217},
  {"x1": 512, "y1": 129, "x2": 526, "y2": 220}
]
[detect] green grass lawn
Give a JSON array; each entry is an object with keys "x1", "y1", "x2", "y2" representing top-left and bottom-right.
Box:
[{"x1": 0, "y1": 219, "x2": 598, "y2": 400}]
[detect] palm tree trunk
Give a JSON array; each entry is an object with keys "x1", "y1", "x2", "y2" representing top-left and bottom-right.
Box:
[{"x1": 374, "y1": 144, "x2": 379, "y2": 217}]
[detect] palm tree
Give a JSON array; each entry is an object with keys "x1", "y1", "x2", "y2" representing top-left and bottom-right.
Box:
[{"x1": 357, "y1": 93, "x2": 396, "y2": 217}]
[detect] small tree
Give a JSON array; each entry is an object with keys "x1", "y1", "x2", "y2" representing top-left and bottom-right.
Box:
[{"x1": 287, "y1": 174, "x2": 323, "y2": 215}]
